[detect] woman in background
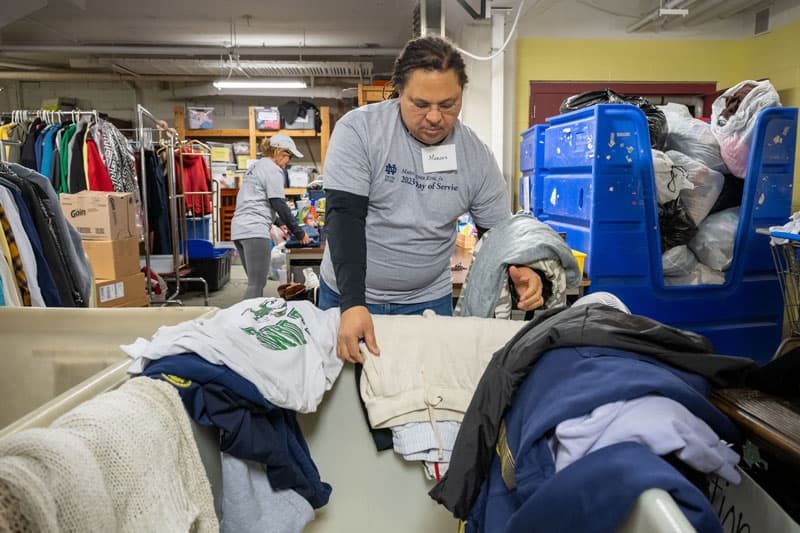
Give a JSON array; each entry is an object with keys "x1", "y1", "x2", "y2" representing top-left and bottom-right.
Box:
[{"x1": 231, "y1": 133, "x2": 309, "y2": 299}]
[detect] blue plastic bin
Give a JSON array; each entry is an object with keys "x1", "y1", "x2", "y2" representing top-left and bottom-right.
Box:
[
  {"x1": 186, "y1": 215, "x2": 211, "y2": 241},
  {"x1": 524, "y1": 104, "x2": 798, "y2": 363}
]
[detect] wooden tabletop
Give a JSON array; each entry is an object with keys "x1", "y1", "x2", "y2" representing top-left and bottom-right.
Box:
[{"x1": 711, "y1": 388, "x2": 800, "y2": 466}]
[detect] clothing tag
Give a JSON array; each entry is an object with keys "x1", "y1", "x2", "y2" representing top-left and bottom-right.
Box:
[{"x1": 421, "y1": 144, "x2": 457, "y2": 173}]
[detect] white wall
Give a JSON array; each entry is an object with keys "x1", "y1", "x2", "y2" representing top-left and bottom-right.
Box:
[
  {"x1": 0, "y1": 79, "x2": 339, "y2": 166},
  {"x1": 457, "y1": 17, "x2": 518, "y2": 205}
]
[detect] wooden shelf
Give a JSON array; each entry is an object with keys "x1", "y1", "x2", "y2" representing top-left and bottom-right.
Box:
[
  {"x1": 358, "y1": 83, "x2": 392, "y2": 106},
  {"x1": 174, "y1": 105, "x2": 330, "y2": 169},
  {"x1": 176, "y1": 104, "x2": 331, "y2": 242},
  {"x1": 253, "y1": 129, "x2": 317, "y2": 137},
  {"x1": 183, "y1": 128, "x2": 250, "y2": 137}
]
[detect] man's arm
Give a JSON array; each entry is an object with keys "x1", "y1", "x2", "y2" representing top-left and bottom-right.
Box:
[{"x1": 325, "y1": 188, "x2": 368, "y2": 311}]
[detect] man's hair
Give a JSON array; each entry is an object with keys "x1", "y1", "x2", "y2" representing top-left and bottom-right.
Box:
[{"x1": 390, "y1": 35, "x2": 468, "y2": 97}]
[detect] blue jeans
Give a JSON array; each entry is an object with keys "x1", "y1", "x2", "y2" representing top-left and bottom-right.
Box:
[{"x1": 317, "y1": 279, "x2": 453, "y2": 316}]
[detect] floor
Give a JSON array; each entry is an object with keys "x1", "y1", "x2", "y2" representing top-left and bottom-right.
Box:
[{"x1": 176, "y1": 259, "x2": 282, "y2": 308}]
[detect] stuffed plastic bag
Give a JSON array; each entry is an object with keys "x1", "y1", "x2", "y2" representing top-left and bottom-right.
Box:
[
  {"x1": 667, "y1": 150, "x2": 724, "y2": 226},
  {"x1": 653, "y1": 150, "x2": 694, "y2": 205},
  {"x1": 664, "y1": 262, "x2": 726, "y2": 286},
  {"x1": 660, "y1": 103, "x2": 728, "y2": 173},
  {"x1": 662, "y1": 245, "x2": 699, "y2": 277},
  {"x1": 269, "y1": 241, "x2": 287, "y2": 281},
  {"x1": 560, "y1": 89, "x2": 667, "y2": 149},
  {"x1": 689, "y1": 207, "x2": 740, "y2": 271},
  {"x1": 711, "y1": 80, "x2": 780, "y2": 178},
  {"x1": 659, "y1": 197, "x2": 698, "y2": 251}
]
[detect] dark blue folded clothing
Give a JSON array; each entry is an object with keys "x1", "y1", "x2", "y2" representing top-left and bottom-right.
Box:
[
  {"x1": 286, "y1": 224, "x2": 320, "y2": 248},
  {"x1": 142, "y1": 354, "x2": 332, "y2": 508}
]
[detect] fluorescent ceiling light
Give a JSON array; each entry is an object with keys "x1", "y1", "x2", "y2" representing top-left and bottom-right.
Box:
[
  {"x1": 659, "y1": 8, "x2": 689, "y2": 15},
  {"x1": 213, "y1": 79, "x2": 307, "y2": 89}
]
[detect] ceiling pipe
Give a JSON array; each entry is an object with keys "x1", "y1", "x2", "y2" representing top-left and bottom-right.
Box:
[
  {"x1": 0, "y1": 44, "x2": 401, "y2": 57},
  {"x1": 0, "y1": 71, "x2": 214, "y2": 81}
]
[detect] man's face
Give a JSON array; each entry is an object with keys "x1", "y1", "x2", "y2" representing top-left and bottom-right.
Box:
[{"x1": 399, "y1": 68, "x2": 462, "y2": 145}]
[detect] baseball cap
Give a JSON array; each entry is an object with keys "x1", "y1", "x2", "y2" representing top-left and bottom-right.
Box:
[{"x1": 269, "y1": 133, "x2": 304, "y2": 158}]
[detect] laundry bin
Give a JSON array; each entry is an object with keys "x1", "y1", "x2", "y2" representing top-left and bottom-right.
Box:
[{"x1": 0, "y1": 307, "x2": 711, "y2": 532}]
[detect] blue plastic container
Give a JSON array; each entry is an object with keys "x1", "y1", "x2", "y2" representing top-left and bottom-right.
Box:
[
  {"x1": 524, "y1": 104, "x2": 798, "y2": 363},
  {"x1": 186, "y1": 215, "x2": 211, "y2": 241}
]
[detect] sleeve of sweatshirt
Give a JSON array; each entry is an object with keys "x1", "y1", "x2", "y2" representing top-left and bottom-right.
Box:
[
  {"x1": 268, "y1": 198, "x2": 305, "y2": 240},
  {"x1": 325, "y1": 188, "x2": 368, "y2": 311}
]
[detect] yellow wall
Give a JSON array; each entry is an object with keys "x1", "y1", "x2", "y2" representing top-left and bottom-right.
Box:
[{"x1": 514, "y1": 20, "x2": 800, "y2": 207}]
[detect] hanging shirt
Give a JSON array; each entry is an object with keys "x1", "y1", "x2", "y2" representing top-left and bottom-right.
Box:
[
  {"x1": 0, "y1": 203, "x2": 31, "y2": 305},
  {"x1": 39, "y1": 125, "x2": 61, "y2": 180}
]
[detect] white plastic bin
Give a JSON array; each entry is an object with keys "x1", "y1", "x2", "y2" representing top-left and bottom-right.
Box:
[{"x1": 0, "y1": 307, "x2": 708, "y2": 532}]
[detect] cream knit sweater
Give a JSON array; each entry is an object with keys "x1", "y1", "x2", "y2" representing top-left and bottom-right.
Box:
[{"x1": 0, "y1": 378, "x2": 217, "y2": 532}]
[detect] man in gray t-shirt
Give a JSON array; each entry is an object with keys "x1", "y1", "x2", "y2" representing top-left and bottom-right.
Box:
[{"x1": 320, "y1": 36, "x2": 545, "y2": 363}]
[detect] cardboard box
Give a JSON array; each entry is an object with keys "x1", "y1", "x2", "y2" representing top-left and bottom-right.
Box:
[
  {"x1": 95, "y1": 272, "x2": 148, "y2": 308},
  {"x1": 60, "y1": 191, "x2": 137, "y2": 241},
  {"x1": 82, "y1": 237, "x2": 140, "y2": 280}
]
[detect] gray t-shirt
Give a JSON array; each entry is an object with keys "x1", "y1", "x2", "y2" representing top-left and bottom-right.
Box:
[
  {"x1": 321, "y1": 98, "x2": 510, "y2": 304},
  {"x1": 230, "y1": 157, "x2": 285, "y2": 241}
]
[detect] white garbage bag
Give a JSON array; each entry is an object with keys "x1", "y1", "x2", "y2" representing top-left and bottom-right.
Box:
[
  {"x1": 711, "y1": 80, "x2": 780, "y2": 178},
  {"x1": 664, "y1": 262, "x2": 726, "y2": 286},
  {"x1": 653, "y1": 150, "x2": 694, "y2": 205},
  {"x1": 662, "y1": 245, "x2": 699, "y2": 277},
  {"x1": 689, "y1": 207, "x2": 740, "y2": 271},
  {"x1": 660, "y1": 103, "x2": 728, "y2": 173},
  {"x1": 668, "y1": 150, "x2": 725, "y2": 226}
]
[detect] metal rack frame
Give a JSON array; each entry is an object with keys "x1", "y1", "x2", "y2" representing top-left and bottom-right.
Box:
[{"x1": 136, "y1": 104, "x2": 208, "y2": 306}]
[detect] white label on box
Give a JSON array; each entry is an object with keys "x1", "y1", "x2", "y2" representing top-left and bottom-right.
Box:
[{"x1": 99, "y1": 281, "x2": 125, "y2": 303}]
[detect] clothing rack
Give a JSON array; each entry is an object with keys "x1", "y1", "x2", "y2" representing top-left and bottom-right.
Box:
[
  {"x1": 0, "y1": 109, "x2": 100, "y2": 125},
  {"x1": 136, "y1": 104, "x2": 208, "y2": 306},
  {"x1": 175, "y1": 139, "x2": 218, "y2": 245}
]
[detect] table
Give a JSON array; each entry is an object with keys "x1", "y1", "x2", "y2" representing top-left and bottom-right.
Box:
[{"x1": 285, "y1": 244, "x2": 325, "y2": 283}]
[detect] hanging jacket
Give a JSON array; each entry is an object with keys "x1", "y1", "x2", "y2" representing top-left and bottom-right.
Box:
[
  {"x1": 0, "y1": 179, "x2": 60, "y2": 306},
  {"x1": 86, "y1": 137, "x2": 114, "y2": 192},
  {"x1": 58, "y1": 124, "x2": 77, "y2": 194},
  {"x1": 7, "y1": 164, "x2": 92, "y2": 306},
  {"x1": 428, "y1": 303, "x2": 757, "y2": 519},
  {"x1": 100, "y1": 121, "x2": 138, "y2": 194},
  {"x1": 177, "y1": 153, "x2": 212, "y2": 216},
  {"x1": 467, "y1": 345, "x2": 738, "y2": 532},
  {"x1": 39, "y1": 125, "x2": 61, "y2": 180},
  {"x1": 68, "y1": 120, "x2": 89, "y2": 193},
  {"x1": 20, "y1": 119, "x2": 43, "y2": 170}
]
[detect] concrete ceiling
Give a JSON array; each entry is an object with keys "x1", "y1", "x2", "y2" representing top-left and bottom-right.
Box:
[{"x1": 0, "y1": 0, "x2": 792, "y2": 83}]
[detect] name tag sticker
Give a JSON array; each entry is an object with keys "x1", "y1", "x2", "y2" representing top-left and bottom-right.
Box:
[{"x1": 421, "y1": 144, "x2": 457, "y2": 173}]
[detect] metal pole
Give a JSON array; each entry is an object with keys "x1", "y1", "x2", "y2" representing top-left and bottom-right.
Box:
[{"x1": 136, "y1": 104, "x2": 153, "y2": 302}]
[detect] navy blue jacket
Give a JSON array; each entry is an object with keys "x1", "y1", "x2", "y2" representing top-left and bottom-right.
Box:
[
  {"x1": 467, "y1": 346, "x2": 734, "y2": 532},
  {"x1": 143, "y1": 354, "x2": 331, "y2": 508}
]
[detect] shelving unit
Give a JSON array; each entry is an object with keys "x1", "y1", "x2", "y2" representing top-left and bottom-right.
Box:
[
  {"x1": 358, "y1": 83, "x2": 392, "y2": 106},
  {"x1": 175, "y1": 105, "x2": 331, "y2": 241}
]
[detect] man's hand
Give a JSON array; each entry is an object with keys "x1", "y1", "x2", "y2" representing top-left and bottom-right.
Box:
[
  {"x1": 300, "y1": 232, "x2": 311, "y2": 245},
  {"x1": 509, "y1": 266, "x2": 544, "y2": 311},
  {"x1": 337, "y1": 306, "x2": 381, "y2": 363}
]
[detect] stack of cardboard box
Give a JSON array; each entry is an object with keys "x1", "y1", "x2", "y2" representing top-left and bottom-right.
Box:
[{"x1": 59, "y1": 191, "x2": 148, "y2": 307}]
